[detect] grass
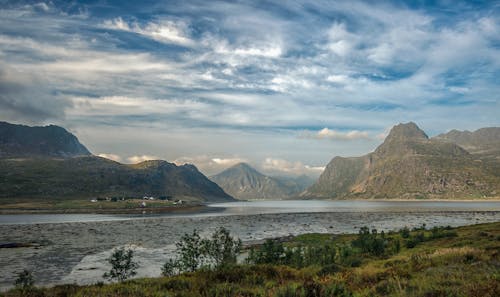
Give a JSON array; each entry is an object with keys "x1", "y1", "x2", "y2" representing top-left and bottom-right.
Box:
[{"x1": 2, "y1": 222, "x2": 499, "y2": 297}]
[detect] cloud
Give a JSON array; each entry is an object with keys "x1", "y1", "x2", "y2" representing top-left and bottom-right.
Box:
[
  {"x1": 261, "y1": 158, "x2": 324, "y2": 177},
  {"x1": 326, "y1": 22, "x2": 358, "y2": 57},
  {"x1": 97, "y1": 153, "x2": 122, "y2": 162},
  {"x1": 126, "y1": 155, "x2": 160, "y2": 164},
  {"x1": 0, "y1": 64, "x2": 71, "y2": 123},
  {"x1": 299, "y1": 128, "x2": 370, "y2": 141},
  {"x1": 174, "y1": 155, "x2": 247, "y2": 176},
  {"x1": 103, "y1": 17, "x2": 194, "y2": 46}
]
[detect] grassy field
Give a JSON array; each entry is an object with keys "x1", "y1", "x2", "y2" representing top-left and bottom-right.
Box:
[{"x1": 2, "y1": 222, "x2": 499, "y2": 297}]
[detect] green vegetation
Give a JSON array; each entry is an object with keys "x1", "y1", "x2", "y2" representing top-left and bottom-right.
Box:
[
  {"x1": 13, "y1": 270, "x2": 34, "y2": 293},
  {"x1": 162, "y1": 227, "x2": 242, "y2": 276},
  {"x1": 3, "y1": 222, "x2": 499, "y2": 297},
  {"x1": 103, "y1": 248, "x2": 138, "y2": 282},
  {"x1": 0, "y1": 156, "x2": 233, "y2": 207}
]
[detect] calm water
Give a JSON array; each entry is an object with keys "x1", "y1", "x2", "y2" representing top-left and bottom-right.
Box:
[
  {"x1": 1, "y1": 200, "x2": 500, "y2": 225},
  {"x1": 1, "y1": 200, "x2": 499, "y2": 290}
]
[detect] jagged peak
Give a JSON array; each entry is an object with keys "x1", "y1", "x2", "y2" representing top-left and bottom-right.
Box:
[{"x1": 384, "y1": 122, "x2": 428, "y2": 142}]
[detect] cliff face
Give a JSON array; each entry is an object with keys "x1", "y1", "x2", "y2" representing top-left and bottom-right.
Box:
[
  {"x1": 0, "y1": 121, "x2": 91, "y2": 158},
  {"x1": 303, "y1": 122, "x2": 500, "y2": 199}
]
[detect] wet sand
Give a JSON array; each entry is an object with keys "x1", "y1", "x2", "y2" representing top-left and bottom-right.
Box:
[{"x1": 1, "y1": 210, "x2": 499, "y2": 291}]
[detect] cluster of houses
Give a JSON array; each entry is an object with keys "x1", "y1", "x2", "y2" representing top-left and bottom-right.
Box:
[{"x1": 89, "y1": 195, "x2": 184, "y2": 207}]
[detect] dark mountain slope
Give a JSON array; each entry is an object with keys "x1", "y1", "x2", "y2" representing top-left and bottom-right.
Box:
[{"x1": 0, "y1": 121, "x2": 91, "y2": 158}]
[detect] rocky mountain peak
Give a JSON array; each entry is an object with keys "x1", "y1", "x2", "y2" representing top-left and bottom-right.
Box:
[{"x1": 384, "y1": 122, "x2": 428, "y2": 143}]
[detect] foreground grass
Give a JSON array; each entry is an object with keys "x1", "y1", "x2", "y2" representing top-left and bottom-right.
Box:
[{"x1": 3, "y1": 222, "x2": 500, "y2": 297}]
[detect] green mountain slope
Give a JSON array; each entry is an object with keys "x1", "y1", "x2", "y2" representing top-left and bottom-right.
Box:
[
  {"x1": 0, "y1": 122, "x2": 233, "y2": 202},
  {"x1": 0, "y1": 157, "x2": 233, "y2": 202}
]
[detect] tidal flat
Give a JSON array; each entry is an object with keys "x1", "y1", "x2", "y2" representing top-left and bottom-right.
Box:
[{"x1": 1, "y1": 202, "x2": 499, "y2": 291}]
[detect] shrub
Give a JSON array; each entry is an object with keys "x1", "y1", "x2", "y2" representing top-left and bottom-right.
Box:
[
  {"x1": 176, "y1": 229, "x2": 204, "y2": 272},
  {"x1": 163, "y1": 227, "x2": 242, "y2": 275},
  {"x1": 14, "y1": 269, "x2": 34, "y2": 290},
  {"x1": 103, "y1": 247, "x2": 138, "y2": 282},
  {"x1": 202, "y1": 227, "x2": 242, "y2": 269}
]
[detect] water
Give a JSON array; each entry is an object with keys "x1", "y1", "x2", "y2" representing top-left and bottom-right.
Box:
[
  {"x1": 1, "y1": 200, "x2": 499, "y2": 290},
  {"x1": 1, "y1": 200, "x2": 499, "y2": 225}
]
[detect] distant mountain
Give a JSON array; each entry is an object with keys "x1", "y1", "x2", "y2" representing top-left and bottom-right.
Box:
[
  {"x1": 0, "y1": 121, "x2": 91, "y2": 158},
  {"x1": 0, "y1": 121, "x2": 233, "y2": 202},
  {"x1": 434, "y1": 127, "x2": 500, "y2": 159},
  {"x1": 302, "y1": 122, "x2": 500, "y2": 199},
  {"x1": 210, "y1": 163, "x2": 304, "y2": 200},
  {"x1": 273, "y1": 175, "x2": 316, "y2": 194}
]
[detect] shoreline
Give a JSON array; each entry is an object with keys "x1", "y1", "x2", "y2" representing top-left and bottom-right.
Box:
[
  {"x1": 2, "y1": 198, "x2": 500, "y2": 214},
  {"x1": 0, "y1": 204, "x2": 224, "y2": 215}
]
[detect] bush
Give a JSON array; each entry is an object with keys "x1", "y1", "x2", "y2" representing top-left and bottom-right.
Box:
[
  {"x1": 14, "y1": 269, "x2": 34, "y2": 290},
  {"x1": 202, "y1": 227, "x2": 242, "y2": 269},
  {"x1": 163, "y1": 227, "x2": 242, "y2": 275},
  {"x1": 103, "y1": 247, "x2": 138, "y2": 282}
]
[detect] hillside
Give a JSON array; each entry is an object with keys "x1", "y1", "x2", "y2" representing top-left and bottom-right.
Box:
[
  {"x1": 0, "y1": 121, "x2": 91, "y2": 158},
  {"x1": 0, "y1": 122, "x2": 233, "y2": 203},
  {"x1": 210, "y1": 163, "x2": 304, "y2": 200},
  {"x1": 434, "y1": 127, "x2": 500, "y2": 159},
  {"x1": 0, "y1": 157, "x2": 234, "y2": 202},
  {"x1": 303, "y1": 122, "x2": 500, "y2": 199}
]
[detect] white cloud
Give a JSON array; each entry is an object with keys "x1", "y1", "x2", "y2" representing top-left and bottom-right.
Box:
[
  {"x1": 261, "y1": 158, "x2": 324, "y2": 177},
  {"x1": 326, "y1": 74, "x2": 350, "y2": 84},
  {"x1": 326, "y1": 23, "x2": 358, "y2": 57},
  {"x1": 97, "y1": 153, "x2": 122, "y2": 162},
  {"x1": 174, "y1": 155, "x2": 247, "y2": 175},
  {"x1": 103, "y1": 17, "x2": 194, "y2": 46},
  {"x1": 126, "y1": 155, "x2": 160, "y2": 164},
  {"x1": 69, "y1": 96, "x2": 208, "y2": 117},
  {"x1": 300, "y1": 128, "x2": 370, "y2": 140}
]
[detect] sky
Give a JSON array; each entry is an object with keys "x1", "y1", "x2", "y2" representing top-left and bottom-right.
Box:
[{"x1": 0, "y1": 0, "x2": 499, "y2": 177}]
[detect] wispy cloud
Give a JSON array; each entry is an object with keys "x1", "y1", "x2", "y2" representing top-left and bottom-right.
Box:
[
  {"x1": 103, "y1": 17, "x2": 195, "y2": 46},
  {"x1": 127, "y1": 155, "x2": 160, "y2": 164},
  {"x1": 174, "y1": 155, "x2": 247, "y2": 176},
  {"x1": 97, "y1": 153, "x2": 122, "y2": 162},
  {"x1": 0, "y1": 0, "x2": 498, "y2": 170},
  {"x1": 299, "y1": 128, "x2": 370, "y2": 141},
  {"x1": 261, "y1": 158, "x2": 324, "y2": 177}
]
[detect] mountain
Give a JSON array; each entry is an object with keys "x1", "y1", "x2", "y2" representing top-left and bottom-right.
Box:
[
  {"x1": 210, "y1": 163, "x2": 302, "y2": 200},
  {"x1": 0, "y1": 157, "x2": 233, "y2": 202},
  {"x1": 434, "y1": 127, "x2": 500, "y2": 159},
  {"x1": 0, "y1": 121, "x2": 91, "y2": 158},
  {"x1": 302, "y1": 122, "x2": 500, "y2": 199},
  {"x1": 0, "y1": 122, "x2": 233, "y2": 202}
]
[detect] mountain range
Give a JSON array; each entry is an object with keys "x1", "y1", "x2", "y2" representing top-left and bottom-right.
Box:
[
  {"x1": 210, "y1": 163, "x2": 313, "y2": 200},
  {"x1": 0, "y1": 122, "x2": 233, "y2": 202},
  {"x1": 302, "y1": 122, "x2": 500, "y2": 199},
  {"x1": 1, "y1": 121, "x2": 499, "y2": 202}
]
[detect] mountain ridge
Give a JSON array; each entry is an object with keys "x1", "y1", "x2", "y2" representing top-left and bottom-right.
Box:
[
  {"x1": 210, "y1": 162, "x2": 309, "y2": 200},
  {"x1": 302, "y1": 122, "x2": 500, "y2": 200},
  {"x1": 0, "y1": 121, "x2": 91, "y2": 158},
  {"x1": 0, "y1": 122, "x2": 233, "y2": 203}
]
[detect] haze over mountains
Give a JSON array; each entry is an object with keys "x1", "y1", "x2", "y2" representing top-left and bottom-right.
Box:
[
  {"x1": 303, "y1": 122, "x2": 500, "y2": 199},
  {"x1": 0, "y1": 122, "x2": 233, "y2": 202},
  {"x1": 210, "y1": 163, "x2": 313, "y2": 200}
]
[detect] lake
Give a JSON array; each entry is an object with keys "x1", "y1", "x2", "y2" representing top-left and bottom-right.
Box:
[{"x1": 1, "y1": 200, "x2": 499, "y2": 290}]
